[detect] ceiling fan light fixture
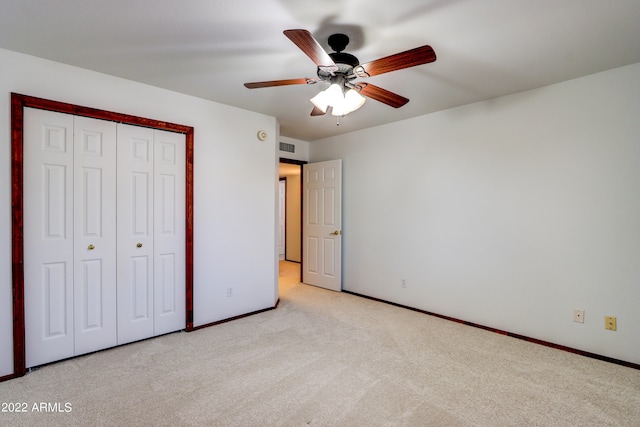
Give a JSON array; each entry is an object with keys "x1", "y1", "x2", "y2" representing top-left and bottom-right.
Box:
[
  {"x1": 310, "y1": 83, "x2": 341, "y2": 113},
  {"x1": 325, "y1": 83, "x2": 344, "y2": 103},
  {"x1": 310, "y1": 90, "x2": 330, "y2": 113},
  {"x1": 310, "y1": 84, "x2": 366, "y2": 117},
  {"x1": 342, "y1": 88, "x2": 366, "y2": 113}
]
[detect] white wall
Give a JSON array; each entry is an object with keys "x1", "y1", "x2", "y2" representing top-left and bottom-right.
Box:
[
  {"x1": 310, "y1": 63, "x2": 640, "y2": 365},
  {"x1": 279, "y1": 136, "x2": 309, "y2": 162},
  {"x1": 0, "y1": 48, "x2": 279, "y2": 377}
]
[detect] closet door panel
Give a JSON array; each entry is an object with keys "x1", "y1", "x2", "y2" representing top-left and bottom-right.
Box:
[
  {"x1": 23, "y1": 108, "x2": 75, "y2": 368},
  {"x1": 117, "y1": 124, "x2": 155, "y2": 345},
  {"x1": 73, "y1": 116, "x2": 117, "y2": 356},
  {"x1": 153, "y1": 130, "x2": 186, "y2": 335}
]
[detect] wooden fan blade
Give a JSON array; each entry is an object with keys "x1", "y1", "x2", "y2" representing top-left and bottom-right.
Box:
[
  {"x1": 357, "y1": 45, "x2": 436, "y2": 77},
  {"x1": 244, "y1": 78, "x2": 316, "y2": 89},
  {"x1": 284, "y1": 29, "x2": 337, "y2": 71},
  {"x1": 356, "y1": 83, "x2": 409, "y2": 108},
  {"x1": 310, "y1": 106, "x2": 326, "y2": 116}
]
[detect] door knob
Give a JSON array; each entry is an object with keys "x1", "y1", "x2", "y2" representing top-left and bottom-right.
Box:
[
  {"x1": 88, "y1": 244, "x2": 95, "y2": 250},
  {"x1": 137, "y1": 243, "x2": 143, "y2": 248},
  {"x1": 330, "y1": 230, "x2": 342, "y2": 236}
]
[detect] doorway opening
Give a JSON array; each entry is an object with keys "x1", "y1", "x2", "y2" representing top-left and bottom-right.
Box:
[{"x1": 278, "y1": 158, "x2": 305, "y2": 283}]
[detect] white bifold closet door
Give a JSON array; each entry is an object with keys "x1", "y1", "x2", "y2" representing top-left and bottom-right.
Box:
[
  {"x1": 24, "y1": 109, "x2": 186, "y2": 368},
  {"x1": 116, "y1": 124, "x2": 186, "y2": 345},
  {"x1": 24, "y1": 109, "x2": 118, "y2": 368}
]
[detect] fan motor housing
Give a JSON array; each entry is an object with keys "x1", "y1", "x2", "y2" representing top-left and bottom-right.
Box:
[
  {"x1": 317, "y1": 62, "x2": 356, "y2": 81},
  {"x1": 317, "y1": 33, "x2": 360, "y2": 82},
  {"x1": 329, "y1": 52, "x2": 359, "y2": 68}
]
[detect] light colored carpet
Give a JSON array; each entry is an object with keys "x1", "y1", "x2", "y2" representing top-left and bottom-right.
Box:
[{"x1": 1, "y1": 261, "x2": 639, "y2": 426}]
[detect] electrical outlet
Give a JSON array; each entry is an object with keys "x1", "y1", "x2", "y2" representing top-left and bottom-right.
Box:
[
  {"x1": 573, "y1": 309, "x2": 585, "y2": 323},
  {"x1": 226, "y1": 287, "x2": 233, "y2": 297},
  {"x1": 401, "y1": 279, "x2": 407, "y2": 288},
  {"x1": 605, "y1": 316, "x2": 617, "y2": 331}
]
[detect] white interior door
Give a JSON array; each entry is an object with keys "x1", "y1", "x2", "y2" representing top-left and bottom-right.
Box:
[
  {"x1": 117, "y1": 124, "x2": 155, "y2": 345},
  {"x1": 73, "y1": 116, "x2": 117, "y2": 356},
  {"x1": 24, "y1": 108, "x2": 75, "y2": 367},
  {"x1": 302, "y1": 159, "x2": 342, "y2": 292},
  {"x1": 153, "y1": 129, "x2": 186, "y2": 336}
]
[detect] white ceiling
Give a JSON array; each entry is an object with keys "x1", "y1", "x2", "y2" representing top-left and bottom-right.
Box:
[{"x1": 2, "y1": 0, "x2": 639, "y2": 141}]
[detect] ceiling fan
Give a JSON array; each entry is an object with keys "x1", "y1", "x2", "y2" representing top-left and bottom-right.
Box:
[{"x1": 244, "y1": 29, "x2": 436, "y2": 117}]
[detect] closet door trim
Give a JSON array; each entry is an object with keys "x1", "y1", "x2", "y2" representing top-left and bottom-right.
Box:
[{"x1": 10, "y1": 93, "x2": 194, "y2": 379}]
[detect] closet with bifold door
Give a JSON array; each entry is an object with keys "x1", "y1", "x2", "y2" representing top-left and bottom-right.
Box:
[{"x1": 23, "y1": 107, "x2": 186, "y2": 368}]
